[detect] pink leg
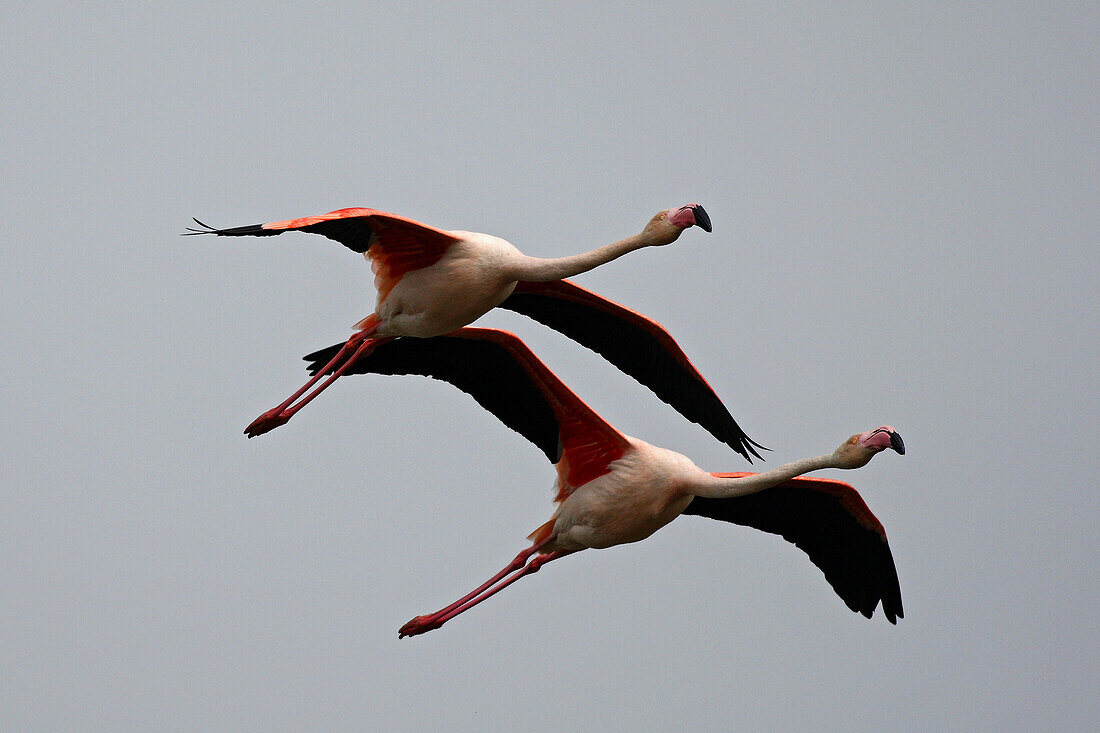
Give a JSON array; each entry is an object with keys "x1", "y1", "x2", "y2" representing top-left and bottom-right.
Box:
[
  {"x1": 408, "y1": 545, "x2": 543, "y2": 628},
  {"x1": 398, "y1": 547, "x2": 574, "y2": 638},
  {"x1": 244, "y1": 323, "x2": 386, "y2": 437}
]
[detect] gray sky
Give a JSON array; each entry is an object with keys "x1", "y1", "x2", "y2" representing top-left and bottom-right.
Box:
[{"x1": 3, "y1": 3, "x2": 1096, "y2": 730}]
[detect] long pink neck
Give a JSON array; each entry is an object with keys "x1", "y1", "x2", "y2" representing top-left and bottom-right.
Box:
[
  {"x1": 692, "y1": 454, "x2": 837, "y2": 499},
  {"x1": 510, "y1": 232, "x2": 650, "y2": 282}
]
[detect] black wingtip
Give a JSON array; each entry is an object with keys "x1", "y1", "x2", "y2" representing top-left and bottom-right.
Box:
[
  {"x1": 889, "y1": 431, "x2": 905, "y2": 455},
  {"x1": 182, "y1": 218, "x2": 214, "y2": 236},
  {"x1": 738, "y1": 436, "x2": 770, "y2": 463},
  {"x1": 691, "y1": 204, "x2": 712, "y2": 233},
  {"x1": 182, "y1": 218, "x2": 278, "y2": 237}
]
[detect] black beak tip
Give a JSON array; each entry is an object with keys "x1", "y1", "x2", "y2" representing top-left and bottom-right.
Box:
[
  {"x1": 691, "y1": 204, "x2": 712, "y2": 232},
  {"x1": 889, "y1": 431, "x2": 906, "y2": 455}
]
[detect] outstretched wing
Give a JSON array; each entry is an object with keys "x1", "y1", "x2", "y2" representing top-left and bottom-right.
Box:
[
  {"x1": 303, "y1": 328, "x2": 629, "y2": 496},
  {"x1": 681, "y1": 474, "x2": 903, "y2": 623},
  {"x1": 185, "y1": 208, "x2": 458, "y2": 281},
  {"x1": 499, "y1": 279, "x2": 764, "y2": 462}
]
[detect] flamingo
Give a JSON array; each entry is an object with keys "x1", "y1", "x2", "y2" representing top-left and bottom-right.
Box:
[
  {"x1": 185, "y1": 204, "x2": 763, "y2": 459},
  {"x1": 300, "y1": 328, "x2": 905, "y2": 637}
]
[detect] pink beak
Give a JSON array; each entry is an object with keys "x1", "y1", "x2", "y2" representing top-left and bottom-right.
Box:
[
  {"x1": 862, "y1": 426, "x2": 905, "y2": 454},
  {"x1": 668, "y1": 204, "x2": 712, "y2": 232}
]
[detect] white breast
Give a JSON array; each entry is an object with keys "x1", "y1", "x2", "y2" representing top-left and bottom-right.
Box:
[
  {"x1": 374, "y1": 232, "x2": 521, "y2": 337},
  {"x1": 549, "y1": 438, "x2": 699, "y2": 551}
]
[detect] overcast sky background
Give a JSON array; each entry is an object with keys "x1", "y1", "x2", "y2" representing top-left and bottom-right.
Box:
[{"x1": 2, "y1": 3, "x2": 1096, "y2": 730}]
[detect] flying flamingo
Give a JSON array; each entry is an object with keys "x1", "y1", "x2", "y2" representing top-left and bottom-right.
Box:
[
  {"x1": 301, "y1": 328, "x2": 905, "y2": 637},
  {"x1": 185, "y1": 204, "x2": 763, "y2": 459}
]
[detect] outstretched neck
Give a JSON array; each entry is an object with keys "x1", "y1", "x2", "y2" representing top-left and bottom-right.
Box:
[
  {"x1": 510, "y1": 232, "x2": 650, "y2": 282},
  {"x1": 692, "y1": 453, "x2": 837, "y2": 499}
]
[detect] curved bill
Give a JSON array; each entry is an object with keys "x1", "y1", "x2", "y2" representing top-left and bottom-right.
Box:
[{"x1": 691, "y1": 204, "x2": 712, "y2": 232}]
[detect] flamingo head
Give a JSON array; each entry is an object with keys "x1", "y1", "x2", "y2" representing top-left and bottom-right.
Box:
[
  {"x1": 644, "y1": 203, "x2": 712, "y2": 245},
  {"x1": 833, "y1": 425, "x2": 905, "y2": 469}
]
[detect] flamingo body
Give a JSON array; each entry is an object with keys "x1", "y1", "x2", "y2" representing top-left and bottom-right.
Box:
[
  {"x1": 187, "y1": 204, "x2": 762, "y2": 459},
  {"x1": 302, "y1": 328, "x2": 905, "y2": 635},
  {"x1": 372, "y1": 232, "x2": 519, "y2": 337},
  {"x1": 547, "y1": 438, "x2": 698, "y2": 551}
]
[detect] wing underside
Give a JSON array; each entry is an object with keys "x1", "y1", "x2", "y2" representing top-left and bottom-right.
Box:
[
  {"x1": 682, "y1": 475, "x2": 903, "y2": 623},
  {"x1": 500, "y1": 279, "x2": 763, "y2": 461}
]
